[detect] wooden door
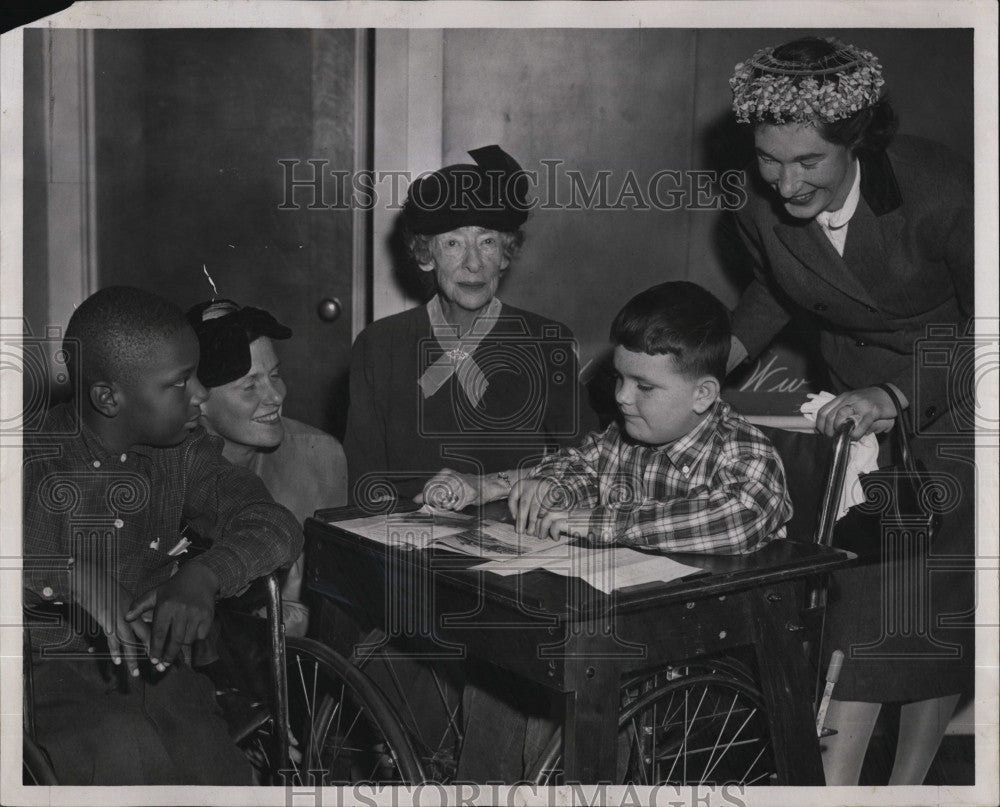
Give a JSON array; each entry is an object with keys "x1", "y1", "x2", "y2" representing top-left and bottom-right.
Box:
[{"x1": 93, "y1": 29, "x2": 364, "y2": 437}]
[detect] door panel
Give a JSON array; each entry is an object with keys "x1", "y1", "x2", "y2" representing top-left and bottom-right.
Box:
[{"x1": 94, "y1": 29, "x2": 360, "y2": 437}]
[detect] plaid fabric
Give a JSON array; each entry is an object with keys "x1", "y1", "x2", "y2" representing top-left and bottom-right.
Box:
[
  {"x1": 531, "y1": 400, "x2": 791, "y2": 554},
  {"x1": 22, "y1": 403, "x2": 302, "y2": 653}
]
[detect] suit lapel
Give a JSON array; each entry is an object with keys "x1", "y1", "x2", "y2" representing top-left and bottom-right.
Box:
[
  {"x1": 841, "y1": 197, "x2": 882, "y2": 287},
  {"x1": 773, "y1": 219, "x2": 878, "y2": 308}
]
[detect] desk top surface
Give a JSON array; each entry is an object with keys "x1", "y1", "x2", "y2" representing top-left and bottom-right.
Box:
[{"x1": 305, "y1": 503, "x2": 854, "y2": 620}]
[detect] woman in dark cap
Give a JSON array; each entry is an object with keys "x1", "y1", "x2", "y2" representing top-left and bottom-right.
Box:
[
  {"x1": 345, "y1": 145, "x2": 585, "y2": 508},
  {"x1": 343, "y1": 146, "x2": 587, "y2": 781},
  {"x1": 187, "y1": 299, "x2": 348, "y2": 637}
]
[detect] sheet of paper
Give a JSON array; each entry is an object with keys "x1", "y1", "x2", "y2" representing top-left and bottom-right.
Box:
[
  {"x1": 324, "y1": 510, "x2": 470, "y2": 548},
  {"x1": 477, "y1": 544, "x2": 705, "y2": 594}
]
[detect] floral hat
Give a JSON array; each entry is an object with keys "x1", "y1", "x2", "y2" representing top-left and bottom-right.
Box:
[{"x1": 730, "y1": 39, "x2": 885, "y2": 125}]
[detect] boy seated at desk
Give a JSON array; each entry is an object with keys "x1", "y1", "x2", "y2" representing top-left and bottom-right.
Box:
[
  {"x1": 22, "y1": 286, "x2": 302, "y2": 785},
  {"x1": 439, "y1": 280, "x2": 794, "y2": 782},
  {"x1": 509, "y1": 280, "x2": 792, "y2": 552}
]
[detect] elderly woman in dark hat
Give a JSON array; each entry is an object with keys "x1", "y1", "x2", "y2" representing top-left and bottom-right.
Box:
[
  {"x1": 344, "y1": 145, "x2": 585, "y2": 509},
  {"x1": 343, "y1": 146, "x2": 586, "y2": 781},
  {"x1": 187, "y1": 299, "x2": 348, "y2": 637}
]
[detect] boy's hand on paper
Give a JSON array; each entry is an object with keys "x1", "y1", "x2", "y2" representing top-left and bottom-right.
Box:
[
  {"x1": 538, "y1": 508, "x2": 594, "y2": 541},
  {"x1": 126, "y1": 561, "x2": 219, "y2": 669},
  {"x1": 415, "y1": 468, "x2": 479, "y2": 511},
  {"x1": 509, "y1": 477, "x2": 575, "y2": 536},
  {"x1": 70, "y1": 558, "x2": 151, "y2": 678}
]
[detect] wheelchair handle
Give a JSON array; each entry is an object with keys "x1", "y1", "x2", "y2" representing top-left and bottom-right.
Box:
[
  {"x1": 815, "y1": 419, "x2": 855, "y2": 549},
  {"x1": 265, "y1": 573, "x2": 290, "y2": 773}
]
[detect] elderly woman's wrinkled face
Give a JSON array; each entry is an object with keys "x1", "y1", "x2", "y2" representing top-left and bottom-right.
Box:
[
  {"x1": 754, "y1": 123, "x2": 855, "y2": 220},
  {"x1": 199, "y1": 336, "x2": 286, "y2": 449},
  {"x1": 420, "y1": 226, "x2": 510, "y2": 319}
]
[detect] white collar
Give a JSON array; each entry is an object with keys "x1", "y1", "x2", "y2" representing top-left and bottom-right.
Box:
[{"x1": 816, "y1": 158, "x2": 861, "y2": 230}]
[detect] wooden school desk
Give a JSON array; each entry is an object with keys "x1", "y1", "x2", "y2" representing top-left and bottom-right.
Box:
[{"x1": 304, "y1": 503, "x2": 853, "y2": 784}]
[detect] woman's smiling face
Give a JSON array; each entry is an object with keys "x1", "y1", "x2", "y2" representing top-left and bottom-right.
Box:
[
  {"x1": 754, "y1": 122, "x2": 856, "y2": 220},
  {"x1": 199, "y1": 336, "x2": 286, "y2": 449}
]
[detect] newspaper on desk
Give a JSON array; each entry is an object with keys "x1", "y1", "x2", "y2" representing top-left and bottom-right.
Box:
[
  {"x1": 326, "y1": 507, "x2": 705, "y2": 593},
  {"x1": 325, "y1": 506, "x2": 568, "y2": 559}
]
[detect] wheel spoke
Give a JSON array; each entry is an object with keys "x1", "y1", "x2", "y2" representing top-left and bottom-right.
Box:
[
  {"x1": 712, "y1": 707, "x2": 760, "y2": 781},
  {"x1": 429, "y1": 666, "x2": 463, "y2": 747},
  {"x1": 699, "y1": 689, "x2": 738, "y2": 783}
]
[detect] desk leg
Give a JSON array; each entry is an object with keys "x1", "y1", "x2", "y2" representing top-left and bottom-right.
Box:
[
  {"x1": 751, "y1": 583, "x2": 825, "y2": 785},
  {"x1": 562, "y1": 661, "x2": 621, "y2": 783}
]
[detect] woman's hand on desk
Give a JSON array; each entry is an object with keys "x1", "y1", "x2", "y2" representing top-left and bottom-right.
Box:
[{"x1": 415, "y1": 468, "x2": 481, "y2": 511}]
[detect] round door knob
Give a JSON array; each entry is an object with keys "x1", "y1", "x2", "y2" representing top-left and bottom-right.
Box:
[{"x1": 317, "y1": 297, "x2": 342, "y2": 322}]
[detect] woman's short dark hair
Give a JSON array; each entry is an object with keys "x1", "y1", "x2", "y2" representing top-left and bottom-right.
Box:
[
  {"x1": 611, "y1": 281, "x2": 731, "y2": 382},
  {"x1": 755, "y1": 37, "x2": 899, "y2": 153}
]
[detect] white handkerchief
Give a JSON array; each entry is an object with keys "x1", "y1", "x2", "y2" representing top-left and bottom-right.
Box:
[{"x1": 800, "y1": 392, "x2": 879, "y2": 519}]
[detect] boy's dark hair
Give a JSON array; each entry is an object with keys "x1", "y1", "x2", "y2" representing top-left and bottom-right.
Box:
[
  {"x1": 64, "y1": 286, "x2": 189, "y2": 387},
  {"x1": 611, "y1": 281, "x2": 731, "y2": 381}
]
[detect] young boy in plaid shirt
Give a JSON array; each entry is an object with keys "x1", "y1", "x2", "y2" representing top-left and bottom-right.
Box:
[
  {"x1": 510, "y1": 281, "x2": 791, "y2": 552},
  {"x1": 22, "y1": 286, "x2": 302, "y2": 785}
]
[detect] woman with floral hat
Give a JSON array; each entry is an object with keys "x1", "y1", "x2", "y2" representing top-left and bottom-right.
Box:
[{"x1": 726, "y1": 37, "x2": 974, "y2": 784}]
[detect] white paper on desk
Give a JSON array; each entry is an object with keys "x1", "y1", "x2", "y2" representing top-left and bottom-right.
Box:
[
  {"x1": 477, "y1": 544, "x2": 704, "y2": 594},
  {"x1": 323, "y1": 509, "x2": 470, "y2": 548}
]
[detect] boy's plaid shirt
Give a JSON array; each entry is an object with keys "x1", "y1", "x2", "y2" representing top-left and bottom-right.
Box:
[{"x1": 532, "y1": 400, "x2": 791, "y2": 554}]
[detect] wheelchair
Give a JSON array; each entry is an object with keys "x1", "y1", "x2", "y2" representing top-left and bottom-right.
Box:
[
  {"x1": 22, "y1": 573, "x2": 422, "y2": 786},
  {"x1": 293, "y1": 419, "x2": 857, "y2": 786},
  {"x1": 528, "y1": 418, "x2": 856, "y2": 785}
]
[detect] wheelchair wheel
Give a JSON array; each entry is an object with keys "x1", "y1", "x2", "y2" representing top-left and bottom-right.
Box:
[
  {"x1": 23, "y1": 734, "x2": 59, "y2": 785},
  {"x1": 263, "y1": 637, "x2": 423, "y2": 785},
  {"x1": 532, "y1": 662, "x2": 775, "y2": 786},
  {"x1": 351, "y1": 630, "x2": 464, "y2": 783}
]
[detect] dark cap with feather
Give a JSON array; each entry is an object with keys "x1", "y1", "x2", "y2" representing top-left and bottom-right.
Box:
[{"x1": 186, "y1": 299, "x2": 291, "y2": 387}]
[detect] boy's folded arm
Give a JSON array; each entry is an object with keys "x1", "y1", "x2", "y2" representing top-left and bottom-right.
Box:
[
  {"x1": 181, "y1": 435, "x2": 304, "y2": 598},
  {"x1": 586, "y1": 452, "x2": 792, "y2": 554}
]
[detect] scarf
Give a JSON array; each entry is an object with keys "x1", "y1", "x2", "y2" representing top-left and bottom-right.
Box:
[{"x1": 417, "y1": 295, "x2": 502, "y2": 407}]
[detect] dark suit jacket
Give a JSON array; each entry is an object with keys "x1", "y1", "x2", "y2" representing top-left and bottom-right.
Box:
[{"x1": 730, "y1": 135, "x2": 973, "y2": 431}]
